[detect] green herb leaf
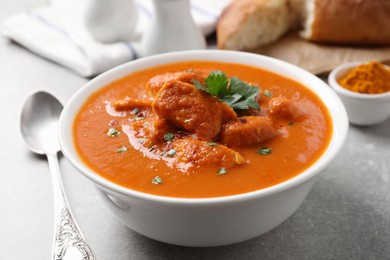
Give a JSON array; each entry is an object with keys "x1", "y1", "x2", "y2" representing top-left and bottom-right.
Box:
[
  {"x1": 167, "y1": 149, "x2": 176, "y2": 157},
  {"x1": 258, "y1": 147, "x2": 272, "y2": 155},
  {"x1": 163, "y1": 132, "x2": 175, "y2": 142},
  {"x1": 107, "y1": 128, "x2": 119, "y2": 136},
  {"x1": 193, "y1": 80, "x2": 207, "y2": 91},
  {"x1": 152, "y1": 176, "x2": 163, "y2": 185},
  {"x1": 228, "y1": 78, "x2": 260, "y2": 110},
  {"x1": 288, "y1": 121, "x2": 295, "y2": 126},
  {"x1": 206, "y1": 142, "x2": 219, "y2": 146},
  {"x1": 220, "y1": 93, "x2": 243, "y2": 107},
  {"x1": 115, "y1": 146, "x2": 127, "y2": 153},
  {"x1": 204, "y1": 70, "x2": 229, "y2": 96},
  {"x1": 217, "y1": 167, "x2": 228, "y2": 175},
  {"x1": 194, "y1": 71, "x2": 260, "y2": 111}
]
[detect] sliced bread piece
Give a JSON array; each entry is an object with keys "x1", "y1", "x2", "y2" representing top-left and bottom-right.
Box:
[{"x1": 217, "y1": 0, "x2": 300, "y2": 50}]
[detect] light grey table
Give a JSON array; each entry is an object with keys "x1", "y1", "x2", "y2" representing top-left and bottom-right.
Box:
[{"x1": 1, "y1": 1, "x2": 389, "y2": 259}]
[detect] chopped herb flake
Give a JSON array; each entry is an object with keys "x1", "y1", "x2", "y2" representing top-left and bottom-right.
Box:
[
  {"x1": 207, "y1": 142, "x2": 219, "y2": 146},
  {"x1": 217, "y1": 167, "x2": 228, "y2": 175},
  {"x1": 152, "y1": 176, "x2": 163, "y2": 185},
  {"x1": 288, "y1": 121, "x2": 295, "y2": 126},
  {"x1": 115, "y1": 146, "x2": 127, "y2": 153},
  {"x1": 107, "y1": 128, "x2": 119, "y2": 136},
  {"x1": 163, "y1": 132, "x2": 175, "y2": 142},
  {"x1": 133, "y1": 116, "x2": 145, "y2": 121},
  {"x1": 138, "y1": 138, "x2": 146, "y2": 144},
  {"x1": 258, "y1": 147, "x2": 272, "y2": 155},
  {"x1": 167, "y1": 149, "x2": 176, "y2": 157},
  {"x1": 131, "y1": 108, "x2": 139, "y2": 115},
  {"x1": 263, "y1": 90, "x2": 272, "y2": 97}
]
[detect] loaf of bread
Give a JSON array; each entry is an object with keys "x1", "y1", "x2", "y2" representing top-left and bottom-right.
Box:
[
  {"x1": 301, "y1": 0, "x2": 390, "y2": 45},
  {"x1": 217, "y1": 0, "x2": 390, "y2": 50}
]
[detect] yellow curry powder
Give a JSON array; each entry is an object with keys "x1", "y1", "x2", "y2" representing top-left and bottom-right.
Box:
[{"x1": 338, "y1": 61, "x2": 390, "y2": 94}]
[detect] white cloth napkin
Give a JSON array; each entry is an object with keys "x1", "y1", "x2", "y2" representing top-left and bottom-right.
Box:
[{"x1": 1, "y1": 0, "x2": 229, "y2": 77}]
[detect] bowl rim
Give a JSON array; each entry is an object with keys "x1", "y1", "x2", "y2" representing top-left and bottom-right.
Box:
[
  {"x1": 59, "y1": 49, "x2": 348, "y2": 206},
  {"x1": 328, "y1": 61, "x2": 390, "y2": 100}
]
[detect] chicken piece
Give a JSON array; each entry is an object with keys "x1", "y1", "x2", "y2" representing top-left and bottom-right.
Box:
[
  {"x1": 219, "y1": 116, "x2": 277, "y2": 147},
  {"x1": 113, "y1": 97, "x2": 152, "y2": 111},
  {"x1": 268, "y1": 97, "x2": 301, "y2": 119},
  {"x1": 146, "y1": 69, "x2": 208, "y2": 96},
  {"x1": 171, "y1": 138, "x2": 244, "y2": 170},
  {"x1": 152, "y1": 80, "x2": 237, "y2": 141},
  {"x1": 128, "y1": 116, "x2": 171, "y2": 148}
]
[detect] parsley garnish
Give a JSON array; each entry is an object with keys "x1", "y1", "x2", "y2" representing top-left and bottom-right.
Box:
[
  {"x1": 258, "y1": 147, "x2": 272, "y2": 155},
  {"x1": 131, "y1": 108, "x2": 139, "y2": 115},
  {"x1": 167, "y1": 149, "x2": 176, "y2": 157},
  {"x1": 193, "y1": 71, "x2": 260, "y2": 111},
  {"x1": 152, "y1": 176, "x2": 163, "y2": 185},
  {"x1": 163, "y1": 132, "x2": 174, "y2": 142},
  {"x1": 217, "y1": 167, "x2": 228, "y2": 175},
  {"x1": 263, "y1": 90, "x2": 272, "y2": 97},
  {"x1": 107, "y1": 128, "x2": 119, "y2": 136},
  {"x1": 206, "y1": 142, "x2": 219, "y2": 146},
  {"x1": 133, "y1": 116, "x2": 145, "y2": 121},
  {"x1": 115, "y1": 146, "x2": 127, "y2": 153}
]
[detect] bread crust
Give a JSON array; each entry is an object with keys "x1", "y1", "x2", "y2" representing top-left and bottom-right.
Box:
[{"x1": 303, "y1": 0, "x2": 390, "y2": 45}]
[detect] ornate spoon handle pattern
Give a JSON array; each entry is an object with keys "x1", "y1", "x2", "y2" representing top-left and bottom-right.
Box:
[
  {"x1": 48, "y1": 153, "x2": 95, "y2": 260},
  {"x1": 54, "y1": 208, "x2": 95, "y2": 260}
]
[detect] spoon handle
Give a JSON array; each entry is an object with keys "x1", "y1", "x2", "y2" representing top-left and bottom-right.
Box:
[{"x1": 47, "y1": 153, "x2": 95, "y2": 260}]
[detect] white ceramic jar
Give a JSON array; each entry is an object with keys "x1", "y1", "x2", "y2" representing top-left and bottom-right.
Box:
[
  {"x1": 84, "y1": 0, "x2": 139, "y2": 43},
  {"x1": 140, "y1": 0, "x2": 206, "y2": 57}
]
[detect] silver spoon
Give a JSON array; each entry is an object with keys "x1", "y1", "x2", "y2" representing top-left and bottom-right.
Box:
[{"x1": 20, "y1": 91, "x2": 94, "y2": 260}]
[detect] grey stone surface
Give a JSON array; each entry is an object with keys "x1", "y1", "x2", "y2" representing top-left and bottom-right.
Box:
[{"x1": 1, "y1": 1, "x2": 389, "y2": 259}]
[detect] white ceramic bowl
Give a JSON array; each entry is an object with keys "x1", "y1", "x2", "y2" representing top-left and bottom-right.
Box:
[
  {"x1": 328, "y1": 61, "x2": 390, "y2": 126},
  {"x1": 59, "y1": 50, "x2": 348, "y2": 247}
]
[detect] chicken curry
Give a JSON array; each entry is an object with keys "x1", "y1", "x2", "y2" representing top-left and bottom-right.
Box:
[{"x1": 73, "y1": 61, "x2": 332, "y2": 198}]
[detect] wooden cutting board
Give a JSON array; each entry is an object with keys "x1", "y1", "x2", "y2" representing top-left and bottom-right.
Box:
[{"x1": 252, "y1": 32, "x2": 390, "y2": 75}]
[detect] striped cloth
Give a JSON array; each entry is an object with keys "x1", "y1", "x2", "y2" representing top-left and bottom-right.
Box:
[{"x1": 1, "y1": 0, "x2": 229, "y2": 77}]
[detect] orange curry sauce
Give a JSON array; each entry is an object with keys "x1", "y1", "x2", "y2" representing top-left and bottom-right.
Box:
[{"x1": 73, "y1": 61, "x2": 332, "y2": 198}]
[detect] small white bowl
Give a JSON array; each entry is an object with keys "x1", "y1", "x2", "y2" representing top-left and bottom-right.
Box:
[
  {"x1": 59, "y1": 50, "x2": 348, "y2": 247},
  {"x1": 328, "y1": 61, "x2": 390, "y2": 126}
]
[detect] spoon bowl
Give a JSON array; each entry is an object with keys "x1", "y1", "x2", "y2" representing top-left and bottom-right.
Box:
[
  {"x1": 20, "y1": 91, "x2": 94, "y2": 259},
  {"x1": 20, "y1": 91, "x2": 62, "y2": 154}
]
